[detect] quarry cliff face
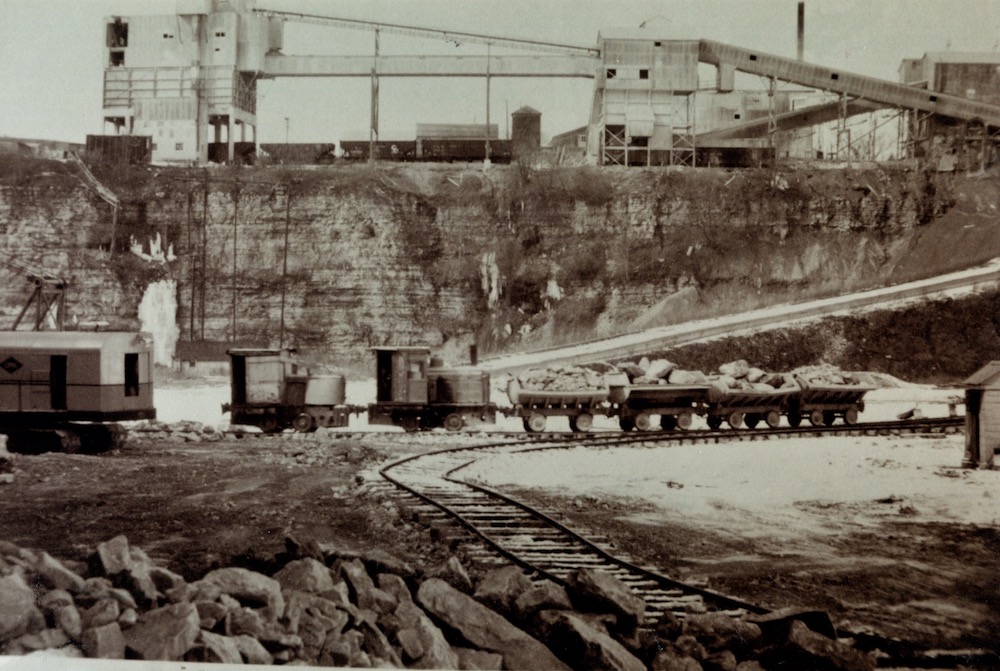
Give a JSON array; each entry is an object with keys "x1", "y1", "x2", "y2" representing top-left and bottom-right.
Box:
[{"x1": 1, "y1": 156, "x2": 994, "y2": 365}]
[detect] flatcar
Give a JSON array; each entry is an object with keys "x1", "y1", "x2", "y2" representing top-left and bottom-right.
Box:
[{"x1": 506, "y1": 370, "x2": 872, "y2": 433}]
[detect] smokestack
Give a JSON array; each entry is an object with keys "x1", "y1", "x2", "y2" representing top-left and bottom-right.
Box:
[{"x1": 797, "y1": 2, "x2": 805, "y2": 61}]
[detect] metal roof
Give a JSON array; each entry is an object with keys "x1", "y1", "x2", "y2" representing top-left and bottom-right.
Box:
[
  {"x1": 963, "y1": 361, "x2": 1000, "y2": 387},
  {"x1": 0, "y1": 331, "x2": 150, "y2": 352}
]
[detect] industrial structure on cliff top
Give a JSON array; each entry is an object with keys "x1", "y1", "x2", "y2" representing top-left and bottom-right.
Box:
[{"x1": 99, "y1": 0, "x2": 1000, "y2": 168}]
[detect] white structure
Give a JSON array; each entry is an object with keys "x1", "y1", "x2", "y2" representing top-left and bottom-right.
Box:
[{"x1": 102, "y1": 0, "x2": 282, "y2": 163}]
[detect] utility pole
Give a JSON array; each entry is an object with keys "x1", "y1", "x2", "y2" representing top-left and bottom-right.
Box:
[
  {"x1": 200, "y1": 170, "x2": 208, "y2": 340},
  {"x1": 231, "y1": 180, "x2": 239, "y2": 343},
  {"x1": 279, "y1": 184, "x2": 292, "y2": 349},
  {"x1": 485, "y1": 43, "x2": 491, "y2": 165},
  {"x1": 369, "y1": 28, "x2": 380, "y2": 165}
]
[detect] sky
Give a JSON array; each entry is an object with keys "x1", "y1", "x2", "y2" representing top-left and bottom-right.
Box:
[{"x1": 2, "y1": 0, "x2": 1000, "y2": 144}]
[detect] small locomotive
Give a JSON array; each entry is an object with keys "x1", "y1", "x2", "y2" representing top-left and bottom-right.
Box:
[{"x1": 224, "y1": 346, "x2": 496, "y2": 433}]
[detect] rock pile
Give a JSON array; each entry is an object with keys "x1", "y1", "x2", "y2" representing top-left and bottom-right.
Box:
[
  {"x1": 619, "y1": 358, "x2": 709, "y2": 386},
  {"x1": 792, "y1": 363, "x2": 864, "y2": 387},
  {"x1": 709, "y1": 359, "x2": 796, "y2": 393},
  {"x1": 516, "y1": 365, "x2": 612, "y2": 392},
  {"x1": 0, "y1": 534, "x2": 877, "y2": 669}
]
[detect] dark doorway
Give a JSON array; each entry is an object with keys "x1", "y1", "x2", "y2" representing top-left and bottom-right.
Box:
[{"x1": 50, "y1": 355, "x2": 67, "y2": 410}]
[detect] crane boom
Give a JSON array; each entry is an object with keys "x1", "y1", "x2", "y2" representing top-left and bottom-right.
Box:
[{"x1": 255, "y1": 8, "x2": 599, "y2": 56}]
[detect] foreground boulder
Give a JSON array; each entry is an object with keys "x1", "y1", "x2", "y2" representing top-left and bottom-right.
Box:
[
  {"x1": 416, "y1": 577, "x2": 571, "y2": 671},
  {"x1": 0, "y1": 535, "x2": 891, "y2": 670},
  {"x1": 535, "y1": 609, "x2": 646, "y2": 671},
  {"x1": 565, "y1": 568, "x2": 646, "y2": 629}
]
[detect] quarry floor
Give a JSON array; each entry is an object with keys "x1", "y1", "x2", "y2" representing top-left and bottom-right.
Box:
[{"x1": 0, "y1": 382, "x2": 997, "y2": 660}]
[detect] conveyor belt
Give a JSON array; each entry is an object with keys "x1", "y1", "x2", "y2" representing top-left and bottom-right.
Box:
[{"x1": 699, "y1": 39, "x2": 1000, "y2": 127}]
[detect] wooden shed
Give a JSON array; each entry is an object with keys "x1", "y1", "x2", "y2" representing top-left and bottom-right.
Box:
[{"x1": 961, "y1": 361, "x2": 1000, "y2": 468}]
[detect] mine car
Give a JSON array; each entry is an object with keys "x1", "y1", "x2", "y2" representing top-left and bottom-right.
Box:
[
  {"x1": 0, "y1": 331, "x2": 156, "y2": 425},
  {"x1": 224, "y1": 348, "x2": 349, "y2": 433},
  {"x1": 368, "y1": 346, "x2": 497, "y2": 431}
]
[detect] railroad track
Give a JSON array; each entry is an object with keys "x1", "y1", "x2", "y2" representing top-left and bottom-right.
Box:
[
  {"x1": 378, "y1": 416, "x2": 964, "y2": 627},
  {"x1": 194, "y1": 414, "x2": 963, "y2": 443}
]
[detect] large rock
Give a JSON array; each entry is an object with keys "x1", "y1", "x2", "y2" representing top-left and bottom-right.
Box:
[
  {"x1": 354, "y1": 609, "x2": 403, "y2": 667},
  {"x1": 775, "y1": 620, "x2": 876, "y2": 671},
  {"x1": 746, "y1": 607, "x2": 837, "y2": 640},
  {"x1": 38, "y1": 589, "x2": 82, "y2": 639},
  {"x1": 427, "y1": 556, "x2": 474, "y2": 593},
  {"x1": 124, "y1": 602, "x2": 201, "y2": 661},
  {"x1": 684, "y1": 612, "x2": 762, "y2": 652},
  {"x1": 454, "y1": 646, "x2": 504, "y2": 670},
  {"x1": 317, "y1": 540, "x2": 417, "y2": 578},
  {"x1": 92, "y1": 536, "x2": 159, "y2": 607},
  {"x1": 283, "y1": 590, "x2": 351, "y2": 661},
  {"x1": 514, "y1": 581, "x2": 573, "y2": 620},
  {"x1": 394, "y1": 598, "x2": 458, "y2": 669},
  {"x1": 0, "y1": 573, "x2": 45, "y2": 640},
  {"x1": 473, "y1": 566, "x2": 533, "y2": 616},
  {"x1": 535, "y1": 609, "x2": 646, "y2": 671},
  {"x1": 651, "y1": 648, "x2": 704, "y2": 671},
  {"x1": 338, "y1": 557, "x2": 377, "y2": 606},
  {"x1": 196, "y1": 631, "x2": 244, "y2": 664},
  {"x1": 197, "y1": 567, "x2": 285, "y2": 615},
  {"x1": 273, "y1": 557, "x2": 336, "y2": 594},
  {"x1": 416, "y1": 578, "x2": 570, "y2": 671},
  {"x1": 565, "y1": 568, "x2": 646, "y2": 628},
  {"x1": 7, "y1": 628, "x2": 72, "y2": 655},
  {"x1": 30, "y1": 551, "x2": 86, "y2": 593},
  {"x1": 233, "y1": 634, "x2": 273, "y2": 665},
  {"x1": 80, "y1": 597, "x2": 120, "y2": 630},
  {"x1": 377, "y1": 572, "x2": 413, "y2": 604},
  {"x1": 80, "y1": 622, "x2": 126, "y2": 659}
]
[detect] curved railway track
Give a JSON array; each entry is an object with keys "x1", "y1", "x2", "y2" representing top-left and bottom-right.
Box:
[{"x1": 379, "y1": 417, "x2": 963, "y2": 628}]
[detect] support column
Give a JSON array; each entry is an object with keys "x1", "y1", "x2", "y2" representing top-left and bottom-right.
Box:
[{"x1": 227, "y1": 112, "x2": 235, "y2": 164}]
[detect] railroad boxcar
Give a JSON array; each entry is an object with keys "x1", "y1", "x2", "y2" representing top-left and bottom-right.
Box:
[
  {"x1": 339, "y1": 141, "x2": 416, "y2": 162},
  {"x1": 416, "y1": 138, "x2": 512, "y2": 163},
  {"x1": 0, "y1": 331, "x2": 156, "y2": 426},
  {"x1": 224, "y1": 348, "x2": 349, "y2": 433},
  {"x1": 368, "y1": 346, "x2": 496, "y2": 431}
]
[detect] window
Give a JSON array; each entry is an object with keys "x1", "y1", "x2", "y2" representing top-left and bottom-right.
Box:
[
  {"x1": 109, "y1": 51, "x2": 125, "y2": 67},
  {"x1": 830, "y1": 73, "x2": 840, "y2": 81},
  {"x1": 163, "y1": 33, "x2": 174, "y2": 39},
  {"x1": 106, "y1": 19, "x2": 128, "y2": 47},
  {"x1": 639, "y1": 69, "x2": 649, "y2": 80},
  {"x1": 215, "y1": 31, "x2": 226, "y2": 37},
  {"x1": 606, "y1": 68, "x2": 617, "y2": 79},
  {"x1": 124, "y1": 353, "x2": 139, "y2": 397},
  {"x1": 175, "y1": 142, "x2": 183, "y2": 151}
]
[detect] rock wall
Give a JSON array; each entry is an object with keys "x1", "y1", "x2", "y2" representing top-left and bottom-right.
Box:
[{"x1": 4, "y1": 156, "x2": 997, "y2": 368}]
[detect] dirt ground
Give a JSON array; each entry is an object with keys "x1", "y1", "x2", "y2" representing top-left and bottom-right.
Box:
[{"x1": 0, "y1": 424, "x2": 997, "y2": 661}]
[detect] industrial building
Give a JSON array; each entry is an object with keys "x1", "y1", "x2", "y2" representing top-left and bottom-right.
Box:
[{"x1": 99, "y1": 0, "x2": 1000, "y2": 168}]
